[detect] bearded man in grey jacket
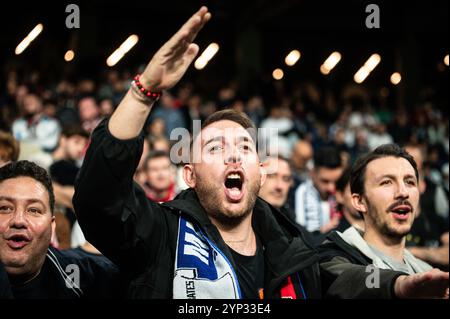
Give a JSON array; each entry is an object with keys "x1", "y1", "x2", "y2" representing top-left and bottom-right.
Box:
[{"x1": 319, "y1": 144, "x2": 449, "y2": 298}]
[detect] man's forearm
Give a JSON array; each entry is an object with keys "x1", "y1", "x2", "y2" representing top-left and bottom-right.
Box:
[{"x1": 108, "y1": 89, "x2": 155, "y2": 140}]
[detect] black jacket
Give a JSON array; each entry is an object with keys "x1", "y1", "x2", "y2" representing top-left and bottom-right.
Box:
[
  {"x1": 318, "y1": 231, "x2": 405, "y2": 299},
  {"x1": 0, "y1": 262, "x2": 13, "y2": 299},
  {"x1": 0, "y1": 247, "x2": 120, "y2": 299},
  {"x1": 73, "y1": 119, "x2": 322, "y2": 299}
]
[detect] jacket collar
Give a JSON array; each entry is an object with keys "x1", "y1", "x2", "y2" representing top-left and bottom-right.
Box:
[{"x1": 163, "y1": 188, "x2": 318, "y2": 278}]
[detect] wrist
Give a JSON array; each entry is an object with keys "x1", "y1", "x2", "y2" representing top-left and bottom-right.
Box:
[
  {"x1": 139, "y1": 73, "x2": 160, "y2": 91},
  {"x1": 394, "y1": 275, "x2": 408, "y2": 298},
  {"x1": 130, "y1": 74, "x2": 162, "y2": 105}
]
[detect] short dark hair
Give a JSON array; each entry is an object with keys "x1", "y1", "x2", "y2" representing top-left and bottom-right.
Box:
[
  {"x1": 201, "y1": 109, "x2": 257, "y2": 141},
  {"x1": 61, "y1": 124, "x2": 89, "y2": 139},
  {"x1": 313, "y1": 146, "x2": 342, "y2": 170},
  {"x1": 144, "y1": 151, "x2": 171, "y2": 170},
  {"x1": 0, "y1": 160, "x2": 55, "y2": 214},
  {"x1": 350, "y1": 143, "x2": 419, "y2": 196}
]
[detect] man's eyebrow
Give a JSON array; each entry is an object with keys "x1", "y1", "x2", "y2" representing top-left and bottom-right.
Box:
[
  {"x1": 375, "y1": 174, "x2": 417, "y2": 182},
  {"x1": 375, "y1": 174, "x2": 396, "y2": 182},
  {"x1": 203, "y1": 136, "x2": 224, "y2": 147},
  {"x1": 0, "y1": 196, "x2": 45, "y2": 206},
  {"x1": 236, "y1": 136, "x2": 253, "y2": 143},
  {"x1": 0, "y1": 196, "x2": 14, "y2": 202}
]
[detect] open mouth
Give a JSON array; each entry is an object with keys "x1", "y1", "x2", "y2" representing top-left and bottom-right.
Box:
[
  {"x1": 6, "y1": 234, "x2": 31, "y2": 250},
  {"x1": 390, "y1": 205, "x2": 412, "y2": 220},
  {"x1": 224, "y1": 171, "x2": 245, "y2": 202}
]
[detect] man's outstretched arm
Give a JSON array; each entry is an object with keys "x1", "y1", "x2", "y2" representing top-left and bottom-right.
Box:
[
  {"x1": 108, "y1": 6, "x2": 211, "y2": 140},
  {"x1": 73, "y1": 7, "x2": 211, "y2": 272}
]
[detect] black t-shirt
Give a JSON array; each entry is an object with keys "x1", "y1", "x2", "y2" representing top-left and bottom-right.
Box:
[
  {"x1": 10, "y1": 259, "x2": 59, "y2": 299},
  {"x1": 229, "y1": 237, "x2": 265, "y2": 299}
]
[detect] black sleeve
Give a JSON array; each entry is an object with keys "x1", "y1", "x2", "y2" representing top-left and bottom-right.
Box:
[
  {"x1": 73, "y1": 118, "x2": 170, "y2": 276},
  {"x1": 0, "y1": 262, "x2": 13, "y2": 299},
  {"x1": 320, "y1": 256, "x2": 405, "y2": 299}
]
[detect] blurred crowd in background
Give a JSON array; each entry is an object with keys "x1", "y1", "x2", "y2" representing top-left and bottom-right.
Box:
[{"x1": 1, "y1": 67, "x2": 448, "y2": 269}]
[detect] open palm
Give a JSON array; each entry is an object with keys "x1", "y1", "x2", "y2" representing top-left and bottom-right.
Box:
[{"x1": 140, "y1": 7, "x2": 211, "y2": 91}]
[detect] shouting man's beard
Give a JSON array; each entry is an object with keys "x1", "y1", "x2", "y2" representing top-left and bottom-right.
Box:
[{"x1": 195, "y1": 174, "x2": 261, "y2": 228}]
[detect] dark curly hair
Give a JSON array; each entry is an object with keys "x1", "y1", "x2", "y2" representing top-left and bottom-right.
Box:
[{"x1": 0, "y1": 160, "x2": 55, "y2": 214}]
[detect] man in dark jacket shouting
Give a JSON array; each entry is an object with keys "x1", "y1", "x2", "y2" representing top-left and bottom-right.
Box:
[
  {"x1": 73, "y1": 7, "x2": 320, "y2": 299},
  {"x1": 73, "y1": 7, "x2": 448, "y2": 299}
]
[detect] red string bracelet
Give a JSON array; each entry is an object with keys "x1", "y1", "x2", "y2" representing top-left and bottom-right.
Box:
[{"x1": 133, "y1": 74, "x2": 162, "y2": 100}]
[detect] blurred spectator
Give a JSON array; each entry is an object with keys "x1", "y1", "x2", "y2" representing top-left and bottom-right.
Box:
[
  {"x1": 246, "y1": 95, "x2": 265, "y2": 127},
  {"x1": 388, "y1": 110, "x2": 412, "y2": 145},
  {"x1": 99, "y1": 97, "x2": 115, "y2": 118},
  {"x1": 150, "y1": 92, "x2": 187, "y2": 138},
  {"x1": 149, "y1": 136, "x2": 171, "y2": 153},
  {"x1": 12, "y1": 93, "x2": 61, "y2": 152},
  {"x1": 290, "y1": 140, "x2": 313, "y2": 183},
  {"x1": 287, "y1": 140, "x2": 313, "y2": 219},
  {"x1": 334, "y1": 166, "x2": 365, "y2": 233},
  {"x1": 259, "y1": 155, "x2": 314, "y2": 243},
  {"x1": 294, "y1": 146, "x2": 344, "y2": 236},
  {"x1": 78, "y1": 96, "x2": 101, "y2": 133},
  {"x1": 367, "y1": 123, "x2": 393, "y2": 150},
  {"x1": 142, "y1": 151, "x2": 176, "y2": 202},
  {"x1": 259, "y1": 156, "x2": 293, "y2": 211},
  {"x1": 404, "y1": 144, "x2": 449, "y2": 270},
  {"x1": 147, "y1": 117, "x2": 166, "y2": 138},
  {"x1": 0, "y1": 132, "x2": 20, "y2": 167},
  {"x1": 260, "y1": 104, "x2": 294, "y2": 158},
  {"x1": 350, "y1": 128, "x2": 370, "y2": 163},
  {"x1": 49, "y1": 125, "x2": 89, "y2": 246},
  {"x1": 50, "y1": 125, "x2": 89, "y2": 187}
]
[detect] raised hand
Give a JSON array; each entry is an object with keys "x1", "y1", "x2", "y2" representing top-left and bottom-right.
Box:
[
  {"x1": 140, "y1": 6, "x2": 211, "y2": 91},
  {"x1": 108, "y1": 7, "x2": 211, "y2": 140}
]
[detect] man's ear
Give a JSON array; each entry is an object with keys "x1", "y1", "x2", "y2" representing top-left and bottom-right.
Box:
[
  {"x1": 183, "y1": 164, "x2": 196, "y2": 188},
  {"x1": 259, "y1": 163, "x2": 267, "y2": 187},
  {"x1": 351, "y1": 193, "x2": 367, "y2": 215}
]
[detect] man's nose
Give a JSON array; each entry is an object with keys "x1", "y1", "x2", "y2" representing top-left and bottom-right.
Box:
[
  {"x1": 327, "y1": 183, "x2": 336, "y2": 194},
  {"x1": 395, "y1": 181, "x2": 409, "y2": 199},
  {"x1": 224, "y1": 147, "x2": 242, "y2": 165},
  {"x1": 9, "y1": 210, "x2": 28, "y2": 229}
]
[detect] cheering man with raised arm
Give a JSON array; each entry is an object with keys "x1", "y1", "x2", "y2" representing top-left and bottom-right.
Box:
[{"x1": 73, "y1": 7, "x2": 449, "y2": 299}]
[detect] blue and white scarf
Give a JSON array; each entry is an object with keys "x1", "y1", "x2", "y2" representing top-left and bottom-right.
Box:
[{"x1": 173, "y1": 217, "x2": 242, "y2": 299}]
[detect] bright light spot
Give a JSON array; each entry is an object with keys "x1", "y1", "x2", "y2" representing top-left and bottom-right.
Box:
[
  {"x1": 285, "y1": 50, "x2": 301, "y2": 66},
  {"x1": 64, "y1": 50, "x2": 75, "y2": 62},
  {"x1": 272, "y1": 68, "x2": 284, "y2": 80},
  {"x1": 390, "y1": 72, "x2": 401, "y2": 85},
  {"x1": 106, "y1": 34, "x2": 139, "y2": 67},
  {"x1": 194, "y1": 43, "x2": 219, "y2": 70},
  {"x1": 15, "y1": 24, "x2": 44, "y2": 55}
]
